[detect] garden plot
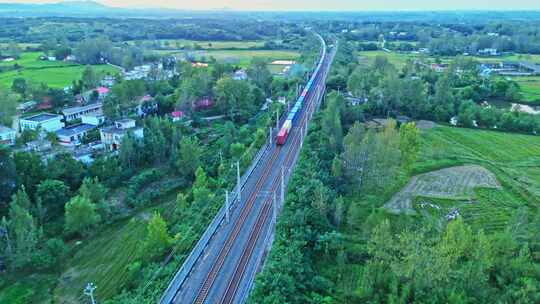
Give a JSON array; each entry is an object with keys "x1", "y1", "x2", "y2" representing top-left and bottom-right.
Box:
[{"x1": 385, "y1": 165, "x2": 500, "y2": 214}]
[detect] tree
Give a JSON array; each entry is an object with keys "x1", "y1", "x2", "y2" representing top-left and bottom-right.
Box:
[
  {"x1": 13, "y1": 152, "x2": 46, "y2": 198},
  {"x1": 399, "y1": 122, "x2": 420, "y2": 172},
  {"x1": 247, "y1": 57, "x2": 272, "y2": 94},
  {"x1": 229, "y1": 142, "x2": 245, "y2": 160},
  {"x1": 0, "y1": 146, "x2": 16, "y2": 205},
  {"x1": 321, "y1": 92, "x2": 344, "y2": 152},
  {"x1": 175, "y1": 137, "x2": 202, "y2": 180},
  {"x1": 79, "y1": 177, "x2": 107, "y2": 205},
  {"x1": 144, "y1": 212, "x2": 173, "y2": 259},
  {"x1": 11, "y1": 78, "x2": 27, "y2": 97},
  {"x1": 5, "y1": 197, "x2": 39, "y2": 269},
  {"x1": 46, "y1": 153, "x2": 85, "y2": 190},
  {"x1": 214, "y1": 77, "x2": 251, "y2": 119},
  {"x1": 64, "y1": 195, "x2": 100, "y2": 236},
  {"x1": 192, "y1": 167, "x2": 214, "y2": 210},
  {"x1": 74, "y1": 37, "x2": 112, "y2": 65},
  {"x1": 81, "y1": 66, "x2": 99, "y2": 90},
  {"x1": 341, "y1": 121, "x2": 367, "y2": 190},
  {"x1": 35, "y1": 179, "x2": 70, "y2": 219},
  {"x1": 119, "y1": 132, "x2": 141, "y2": 170},
  {"x1": 0, "y1": 89, "x2": 17, "y2": 126}
]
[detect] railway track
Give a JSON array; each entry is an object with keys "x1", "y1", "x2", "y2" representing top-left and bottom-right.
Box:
[
  {"x1": 173, "y1": 36, "x2": 333, "y2": 304},
  {"x1": 218, "y1": 57, "x2": 330, "y2": 304},
  {"x1": 191, "y1": 144, "x2": 282, "y2": 304}
]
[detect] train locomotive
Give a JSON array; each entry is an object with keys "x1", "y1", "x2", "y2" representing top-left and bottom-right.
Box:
[{"x1": 276, "y1": 36, "x2": 326, "y2": 145}]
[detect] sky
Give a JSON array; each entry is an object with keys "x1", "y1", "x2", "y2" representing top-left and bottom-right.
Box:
[{"x1": 5, "y1": 0, "x2": 540, "y2": 11}]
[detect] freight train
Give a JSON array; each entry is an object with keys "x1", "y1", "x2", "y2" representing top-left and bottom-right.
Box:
[{"x1": 276, "y1": 35, "x2": 327, "y2": 145}]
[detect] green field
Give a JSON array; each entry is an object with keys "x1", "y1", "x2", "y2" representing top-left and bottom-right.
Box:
[
  {"x1": 0, "y1": 52, "x2": 119, "y2": 89},
  {"x1": 357, "y1": 50, "x2": 418, "y2": 68},
  {"x1": 53, "y1": 217, "x2": 148, "y2": 302},
  {"x1": 508, "y1": 76, "x2": 540, "y2": 104},
  {"x1": 413, "y1": 125, "x2": 540, "y2": 231}
]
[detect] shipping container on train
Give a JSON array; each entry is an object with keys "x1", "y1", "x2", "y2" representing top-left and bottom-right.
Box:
[{"x1": 276, "y1": 34, "x2": 326, "y2": 146}]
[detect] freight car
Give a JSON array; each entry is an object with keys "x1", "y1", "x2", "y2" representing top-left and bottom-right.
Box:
[{"x1": 276, "y1": 35, "x2": 326, "y2": 145}]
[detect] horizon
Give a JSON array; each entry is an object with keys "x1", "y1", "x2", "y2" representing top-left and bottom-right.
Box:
[{"x1": 3, "y1": 0, "x2": 540, "y2": 11}]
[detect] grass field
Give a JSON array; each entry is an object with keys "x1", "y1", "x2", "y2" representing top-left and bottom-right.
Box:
[
  {"x1": 508, "y1": 76, "x2": 540, "y2": 104},
  {"x1": 0, "y1": 52, "x2": 119, "y2": 89},
  {"x1": 410, "y1": 125, "x2": 540, "y2": 231},
  {"x1": 357, "y1": 50, "x2": 418, "y2": 68},
  {"x1": 53, "y1": 217, "x2": 148, "y2": 303}
]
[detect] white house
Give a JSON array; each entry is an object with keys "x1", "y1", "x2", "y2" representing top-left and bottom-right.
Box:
[
  {"x1": 478, "y1": 48, "x2": 499, "y2": 56},
  {"x1": 62, "y1": 102, "x2": 103, "y2": 122},
  {"x1": 81, "y1": 111, "x2": 106, "y2": 126},
  {"x1": 233, "y1": 70, "x2": 248, "y2": 81},
  {"x1": 100, "y1": 119, "x2": 144, "y2": 151},
  {"x1": 56, "y1": 124, "x2": 96, "y2": 146},
  {"x1": 0, "y1": 125, "x2": 16, "y2": 146},
  {"x1": 19, "y1": 113, "x2": 64, "y2": 133}
]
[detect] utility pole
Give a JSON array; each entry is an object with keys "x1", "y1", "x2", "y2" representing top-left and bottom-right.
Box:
[
  {"x1": 272, "y1": 192, "x2": 277, "y2": 226},
  {"x1": 225, "y1": 190, "x2": 230, "y2": 223},
  {"x1": 280, "y1": 166, "x2": 285, "y2": 204},
  {"x1": 236, "y1": 161, "x2": 241, "y2": 204},
  {"x1": 269, "y1": 126, "x2": 273, "y2": 145},
  {"x1": 84, "y1": 283, "x2": 97, "y2": 304},
  {"x1": 276, "y1": 110, "x2": 279, "y2": 130},
  {"x1": 300, "y1": 124, "x2": 304, "y2": 148}
]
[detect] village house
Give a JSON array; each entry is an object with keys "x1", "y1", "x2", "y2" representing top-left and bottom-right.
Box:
[
  {"x1": 478, "y1": 48, "x2": 499, "y2": 56},
  {"x1": 431, "y1": 63, "x2": 448, "y2": 73},
  {"x1": 55, "y1": 124, "x2": 96, "y2": 146},
  {"x1": 100, "y1": 75, "x2": 116, "y2": 87},
  {"x1": 171, "y1": 111, "x2": 184, "y2": 122},
  {"x1": 99, "y1": 119, "x2": 144, "y2": 151},
  {"x1": 193, "y1": 97, "x2": 214, "y2": 110},
  {"x1": 124, "y1": 65, "x2": 151, "y2": 80},
  {"x1": 233, "y1": 70, "x2": 248, "y2": 80},
  {"x1": 81, "y1": 111, "x2": 106, "y2": 126},
  {"x1": 96, "y1": 87, "x2": 110, "y2": 98},
  {"x1": 61, "y1": 102, "x2": 103, "y2": 122},
  {"x1": 19, "y1": 113, "x2": 64, "y2": 133},
  {"x1": 0, "y1": 125, "x2": 16, "y2": 146}
]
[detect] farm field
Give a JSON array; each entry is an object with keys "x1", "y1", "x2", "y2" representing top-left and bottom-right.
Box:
[
  {"x1": 406, "y1": 125, "x2": 540, "y2": 231},
  {"x1": 385, "y1": 165, "x2": 500, "y2": 214},
  {"x1": 0, "y1": 51, "x2": 119, "y2": 89}
]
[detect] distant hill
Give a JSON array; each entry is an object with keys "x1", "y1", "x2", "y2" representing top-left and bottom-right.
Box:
[{"x1": 0, "y1": 1, "x2": 116, "y2": 16}]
